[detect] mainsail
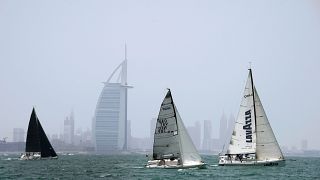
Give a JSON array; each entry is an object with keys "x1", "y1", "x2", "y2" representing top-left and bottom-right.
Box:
[
  {"x1": 227, "y1": 69, "x2": 283, "y2": 161},
  {"x1": 227, "y1": 73, "x2": 256, "y2": 155},
  {"x1": 26, "y1": 109, "x2": 41, "y2": 153},
  {"x1": 25, "y1": 108, "x2": 57, "y2": 158},
  {"x1": 152, "y1": 90, "x2": 202, "y2": 165},
  {"x1": 153, "y1": 90, "x2": 180, "y2": 160}
]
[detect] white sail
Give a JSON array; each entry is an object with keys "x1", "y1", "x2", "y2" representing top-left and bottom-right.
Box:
[
  {"x1": 152, "y1": 91, "x2": 181, "y2": 160},
  {"x1": 175, "y1": 107, "x2": 202, "y2": 166},
  {"x1": 227, "y1": 73, "x2": 256, "y2": 155},
  {"x1": 254, "y1": 88, "x2": 284, "y2": 161},
  {"x1": 220, "y1": 69, "x2": 284, "y2": 166}
]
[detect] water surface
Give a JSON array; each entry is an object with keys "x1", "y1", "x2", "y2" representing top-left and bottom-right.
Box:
[{"x1": 0, "y1": 154, "x2": 319, "y2": 179}]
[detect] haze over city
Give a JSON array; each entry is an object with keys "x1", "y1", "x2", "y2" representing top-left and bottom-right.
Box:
[{"x1": 1, "y1": 0, "x2": 320, "y2": 151}]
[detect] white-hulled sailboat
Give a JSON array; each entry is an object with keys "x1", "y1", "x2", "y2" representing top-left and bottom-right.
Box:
[
  {"x1": 219, "y1": 68, "x2": 285, "y2": 166},
  {"x1": 146, "y1": 89, "x2": 205, "y2": 169}
]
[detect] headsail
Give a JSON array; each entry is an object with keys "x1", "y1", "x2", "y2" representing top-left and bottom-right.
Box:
[
  {"x1": 254, "y1": 88, "x2": 284, "y2": 160},
  {"x1": 153, "y1": 90, "x2": 180, "y2": 160},
  {"x1": 227, "y1": 73, "x2": 256, "y2": 155},
  {"x1": 38, "y1": 120, "x2": 57, "y2": 158},
  {"x1": 176, "y1": 108, "x2": 202, "y2": 166}
]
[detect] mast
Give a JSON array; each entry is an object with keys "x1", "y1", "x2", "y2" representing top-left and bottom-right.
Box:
[{"x1": 249, "y1": 68, "x2": 258, "y2": 158}]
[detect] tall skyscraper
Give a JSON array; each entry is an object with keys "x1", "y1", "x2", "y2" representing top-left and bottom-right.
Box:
[
  {"x1": 13, "y1": 128, "x2": 25, "y2": 142},
  {"x1": 219, "y1": 112, "x2": 228, "y2": 145},
  {"x1": 202, "y1": 120, "x2": 212, "y2": 151},
  {"x1": 93, "y1": 47, "x2": 132, "y2": 153},
  {"x1": 63, "y1": 111, "x2": 75, "y2": 145}
]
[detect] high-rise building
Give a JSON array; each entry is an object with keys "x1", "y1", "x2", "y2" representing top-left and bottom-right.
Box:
[
  {"x1": 93, "y1": 48, "x2": 132, "y2": 153},
  {"x1": 219, "y1": 113, "x2": 228, "y2": 145},
  {"x1": 63, "y1": 111, "x2": 75, "y2": 145},
  {"x1": 187, "y1": 121, "x2": 201, "y2": 149},
  {"x1": 301, "y1": 140, "x2": 308, "y2": 151},
  {"x1": 13, "y1": 128, "x2": 25, "y2": 142},
  {"x1": 202, "y1": 120, "x2": 212, "y2": 151}
]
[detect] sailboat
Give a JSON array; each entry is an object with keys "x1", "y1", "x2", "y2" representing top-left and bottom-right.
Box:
[
  {"x1": 218, "y1": 68, "x2": 285, "y2": 166},
  {"x1": 146, "y1": 89, "x2": 205, "y2": 168},
  {"x1": 20, "y1": 108, "x2": 58, "y2": 160}
]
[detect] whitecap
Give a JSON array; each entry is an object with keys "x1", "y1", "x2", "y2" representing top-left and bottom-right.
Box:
[{"x1": 100, "y1": 173, "x2": 111, "y2": 178}]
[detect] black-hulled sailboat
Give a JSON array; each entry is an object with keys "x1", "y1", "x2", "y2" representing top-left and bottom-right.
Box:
[{"x1": 20, "y1": 108, "x2": 58, "y2": 160}]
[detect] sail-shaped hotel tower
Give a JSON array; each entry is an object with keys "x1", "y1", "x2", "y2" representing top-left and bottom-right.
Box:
[{"x1": 93, "y1": 50, "x2": 132, "y2": 153}]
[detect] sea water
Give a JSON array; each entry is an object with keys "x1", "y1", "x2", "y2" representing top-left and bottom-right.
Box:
[{"x1": 0, "y1": 154, "x2": 319, "y2": 179}]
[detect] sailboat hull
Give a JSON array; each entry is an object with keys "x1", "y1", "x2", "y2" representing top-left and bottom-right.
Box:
[
  {"x1": 218, "y1": 155, "x2": 285, "y2": 166},
  {"x1": 146, "y1": 159, "x2": 206, "y2": 169},
  {"x1": 20, "y1": 152, "x2": 58, "y2": 160}
]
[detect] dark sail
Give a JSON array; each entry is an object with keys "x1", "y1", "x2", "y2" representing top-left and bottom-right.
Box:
[
  {"x1": 38, "y1": 121, "x2": 57, "y2": 157},
  {"x1": 25, "y1": 108, "x2": 57, "y2": 158},
  {"x1": 26, "y1": 108, "x2": 41, "y2": 152},
  {"x1": 152, "y1": 89, "x2": 180, "y2": 160}
]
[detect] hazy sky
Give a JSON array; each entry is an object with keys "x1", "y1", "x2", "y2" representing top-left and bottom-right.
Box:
[{"x1": 1, "y1": 0, "x2": 320, "y2": 149}]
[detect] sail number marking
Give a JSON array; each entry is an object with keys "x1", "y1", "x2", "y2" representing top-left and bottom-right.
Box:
[{"x1": 157, "y1": 118, "x2": 168, "y2": 134}]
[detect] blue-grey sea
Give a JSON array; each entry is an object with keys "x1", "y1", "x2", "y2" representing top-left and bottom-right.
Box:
[{"x1": 0, "y1": 154, "x2": 319, "y2": 179}]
